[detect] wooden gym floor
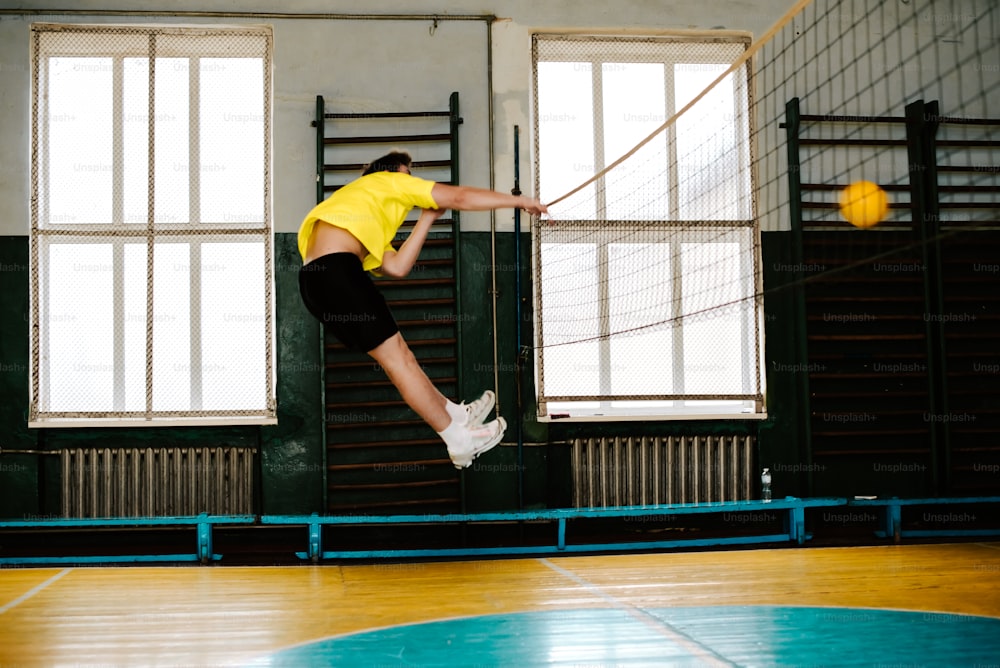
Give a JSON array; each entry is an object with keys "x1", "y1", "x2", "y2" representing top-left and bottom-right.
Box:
[{"x1": 2, "y1": 542, "x2": 1000, "y2": 666}]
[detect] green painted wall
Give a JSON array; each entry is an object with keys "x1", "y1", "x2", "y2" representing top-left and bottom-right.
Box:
[
  {"x1": 259, "y1": 233, "x2": 325, "y2": 515},
  {"x1": 1, "y1": 230, "x2": 805, "y2": 518},
  {"x1": 0, "y1": 234, "x2": 326, "y2": 519},
  {"x1": 758, "y1": 230, "x2": 811, "y2": 499},
  {"x1": 457, "y1": 230, "x2": 556, "y2": 511},
  {"x1": 0, "y1": 236, "x2": 37, "y2": 519}
]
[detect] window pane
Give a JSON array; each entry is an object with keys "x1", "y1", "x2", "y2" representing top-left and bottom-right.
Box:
[
  {"x1": 675, "y1": 64, "x2": 745, "y2": 220},
  {"x1": 45, "y1": 244, "x2": 115, "y2": 410},
  {"x1": 539, "y1": 243, "x2": 599, "y2": 396},
  {"x1": 154, "y1": 58, "x2": 190, "y2": 225},
  {"x1": 45, "y1": 58, "x2": 113, "y2": 226},
  {"x1": 32, "y1": 26, "x2": 274, "y2": 423},
  {"x1": 123, "y1": 244, "x2": 148, "y2": 410},
  {"x1": 546, "y1": 341, "x2": 602, "y2": 397},
  {"x1": 199, "y1": 58, "x2": 265, "y2": 225},
  {"x1": 681, "y1": 240, "x2": 746, "y2": 393},
  {"x1": 533, "y1": 37, "x2": 759, "y2": 416},
  {"x1": 682, "y1": 318, "x2": 743, "y2": 393},
  {"x1": 124, "y1": 58, "x2": 150, "y2": 225},
  {"x1": 152, "y1": 243, "x2": 191, "y2": 411},
  {"x1": 200, "y1": 242, "x2": 266, "y2": 410},
  {"x1": 602, "y1": 63, "x2": 670, "y2": 220},
  {"x1": 537, "y1": 62, "x2": 596, "y2": 218},
  {"x1": 608, "y1": 243, "x2": 673, "y2": 395}
]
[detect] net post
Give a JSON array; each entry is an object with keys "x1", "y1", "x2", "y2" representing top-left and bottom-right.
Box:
[
  {"x1": 783, "y1": 97, "x2": 815, "y2": 496},
  {"x1": 449, "y1": 91, "x2": 468, "y2": 516},
  {"x1": 513, "y1": 124, "x2": 525, "y2": 511},
  {"x1": 314, "y1": 95, "x2": 325, "y2": 204},
  {"x1": 904, "y1": 100, "x2": 946, "y2": 494},
  {"x1": 449, "y1": 91, "x2": 465, "y2": 413}
]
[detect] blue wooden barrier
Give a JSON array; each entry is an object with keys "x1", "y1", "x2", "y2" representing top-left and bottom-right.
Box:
[
  {"x1": 848, "y1": 496, "x2": 1000, "y2": 543},
  {"x1": 0, "y1": 514, "x2": 256, "y2": 565},
  {"x1": 261, "y1": 497, "x2": 849, "y2": 562},
  {"x1": 3, "y1": 497, "x2": 996, "y2": 565}
]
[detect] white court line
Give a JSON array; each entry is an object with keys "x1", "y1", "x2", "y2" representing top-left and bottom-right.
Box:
[
  {"x1": 0, "y1": 568, "x2": 72, "y2": 615},
  {"x1": 540, "y1": 558, "x2": 735, "y2": 667},
  {"x1": 975, "y1": 543, "x2": 1000, "y2": 551}
]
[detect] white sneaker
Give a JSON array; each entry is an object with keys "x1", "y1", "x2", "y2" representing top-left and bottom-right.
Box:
[
  {"x1": 448, "y1": 416, "x2": 507, "y2": 469},
  {"x1": 462, "y1": 389, "x2": 496, "y2": 427}
]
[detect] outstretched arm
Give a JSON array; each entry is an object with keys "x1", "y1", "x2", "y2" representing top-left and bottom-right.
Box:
[
  {"x1": 431, "y1": 183, "x2": 548, "y2": 216},
  {"x1": 379, "y1": 207, "x2": 447, "y2": 278},
  {"x1": 380, "y1": 183, "x2": 548, "y2": 278}
]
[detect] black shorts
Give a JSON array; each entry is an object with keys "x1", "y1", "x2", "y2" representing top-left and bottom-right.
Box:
[{"x1": 298, "y1": 253, "x2": 399, "y2": 352}]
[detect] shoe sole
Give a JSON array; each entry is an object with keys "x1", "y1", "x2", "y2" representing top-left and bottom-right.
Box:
[
  {"x1": 452, "y1": 416, "x2": 507, "y2": 469},
  {"x1": 466, "y1": 389, "x2": 496, "y2": 427}
]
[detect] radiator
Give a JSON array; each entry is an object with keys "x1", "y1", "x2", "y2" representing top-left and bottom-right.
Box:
[
  {"x1": 60, "y1": 447, "x2": 255, "y2": 518},
  {"x1": 571, "y1": 435, "x2": 754, "y2": 507}
]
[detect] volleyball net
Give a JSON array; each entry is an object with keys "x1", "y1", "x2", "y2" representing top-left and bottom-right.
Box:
[{"x1": 530, "y1": 0, "x2": 999, "y2": 414}]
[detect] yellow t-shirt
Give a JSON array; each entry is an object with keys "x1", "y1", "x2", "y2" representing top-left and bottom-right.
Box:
[{"x1": 297, "y1": 172, "x2": 438, "y2": 271}]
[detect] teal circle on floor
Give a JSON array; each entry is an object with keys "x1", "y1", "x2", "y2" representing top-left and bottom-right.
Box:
[{"x1": 257, "y1": 606, "x2": 1000, "y2": 666}]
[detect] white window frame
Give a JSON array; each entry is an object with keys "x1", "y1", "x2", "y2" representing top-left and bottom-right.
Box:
[
  {"x1": 532, "y1": 34, "x2": 765, "y2": 421},
  {"x1": 28, "y1": 24, "x2": 275, "y2": 427}
]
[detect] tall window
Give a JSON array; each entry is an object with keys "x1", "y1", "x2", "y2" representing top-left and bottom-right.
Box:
[
  {"x1": 532, "y1": 35, "x2": 762, "y2": 419},
  {"x1": 29, "y1": 24, "x2": 275, "y2": 426}
]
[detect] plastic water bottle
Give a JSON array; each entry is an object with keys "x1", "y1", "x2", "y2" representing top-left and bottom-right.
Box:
[{"x1": 761, "y1": 468, "x2": 772, "y2": 502}]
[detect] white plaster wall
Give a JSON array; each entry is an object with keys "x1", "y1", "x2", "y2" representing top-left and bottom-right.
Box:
[
  {"x1": 8, "y1": 1, "x2": 992, "y2": 236},
  {"x1": 0, "y1": 0, "x2": 789, "y2": 236}
]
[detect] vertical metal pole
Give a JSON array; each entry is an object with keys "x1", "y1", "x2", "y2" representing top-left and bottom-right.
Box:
[
  {"x1": 784, "y1": 97, "x2": 814, "y2": 496},
  {"x1": 450, "y1": 91, "x2": 464, "y2": 405},
  {"x1": 513, "y1": 125, "x2": 524, "y2": 510},
  {"x1": 487, "y1": 21, "x2": 501, "y2": 421},
  {"x1": 447, "y1": 91, "x2": 469, "y2": 515},
  {"x1": 905, "y1": 99, "x2": 944, "y2": 494},
  {"x1": 313, "y1": 95, "x2": 328, "y2": 511},
  {"x1": 923, "y1": 102, "x2": 950, "y2": 492},
  {"x1": 314, "y1": 95, "x2": 325, "y2": 205}
]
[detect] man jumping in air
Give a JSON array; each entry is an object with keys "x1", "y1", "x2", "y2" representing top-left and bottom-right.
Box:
[{"x1": 298, "y1": 150, "x2": 548, "y2": 468}]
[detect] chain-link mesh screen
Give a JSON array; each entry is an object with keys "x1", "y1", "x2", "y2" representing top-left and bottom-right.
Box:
[
  {"x1": 532, "y1": 35, "x2": 760, "y2": 411},
  {"x1": 532, "y1": 0, "x2": 999, "y2": 417},
  {"x1": 30, "y1": 24, "x2": 274, "y2": 422}
]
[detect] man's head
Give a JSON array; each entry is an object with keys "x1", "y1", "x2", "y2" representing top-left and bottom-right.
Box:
[{"x1": 362, "y1": 151, "x2": 413, "y2": 176}]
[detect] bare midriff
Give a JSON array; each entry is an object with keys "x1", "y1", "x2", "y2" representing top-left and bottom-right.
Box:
[{"x1": 304, "y1": 222, "x2": 367, "y2": 265}]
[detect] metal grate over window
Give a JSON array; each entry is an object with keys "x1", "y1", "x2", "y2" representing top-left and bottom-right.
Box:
[
  {"x1": 29, "y1": 24, "x2": 275, "y2": 425},
  {"x1": 531, "y1": 34, "x2": 763, "y2": 418}
]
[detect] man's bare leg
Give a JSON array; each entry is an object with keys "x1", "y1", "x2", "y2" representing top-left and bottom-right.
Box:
[
  {"x1": 368, "y1": 332, "x2": 450, "y2": 431},
  {"x1": 367, "y1": 332, "x2": 506, "y2": 468}
]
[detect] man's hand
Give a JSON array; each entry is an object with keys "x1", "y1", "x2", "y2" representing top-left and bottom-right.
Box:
[
  {"x1": 518, "y1": 197, "x2": 548, "y2": 216},
  {"x1": 431, "y1": 183, "x2": 549, "y2": 217},
  {"x1": 379, "y1": 207, "x2": 448, "y2": 278},
  {"x1": 421, "y1": 207, "x2": 448, "y2": 223}
]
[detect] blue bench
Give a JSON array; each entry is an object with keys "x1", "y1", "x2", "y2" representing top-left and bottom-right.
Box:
[
  {"x1": 4, "y1": 497, "x2": 994, "y2": 565},
  {"x1": 0, "y1": 513, "x2": 256, "y2": 565},
  {"x1": 847, "y1": 496, "x2": 1000, "y2": 543},
  {"x1": 262, "y1": 497, "x2": 849, "y2": 562}
]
